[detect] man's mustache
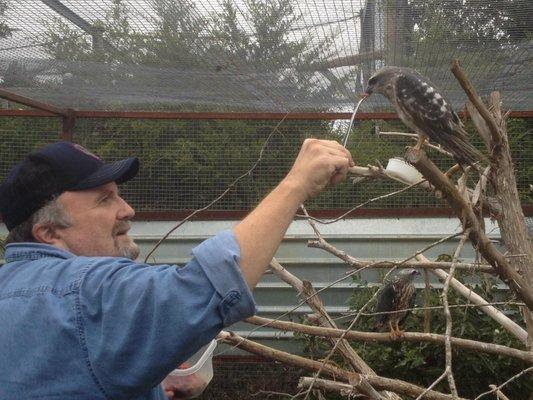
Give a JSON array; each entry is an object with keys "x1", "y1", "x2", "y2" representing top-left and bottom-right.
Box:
[{"x1": 113, "y1": 222, "x2": 131, "y2": 235}]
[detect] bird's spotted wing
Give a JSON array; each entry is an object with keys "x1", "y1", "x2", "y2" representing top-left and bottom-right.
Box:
[
  {"x1": 374, "y1": 282, "x2": 396, "y2": 329},
  {"x1": 395, "y1": 72, "x2": 466, "y2": 141},
  {"x1": 398, "y1": 283, "x2": 417, "y2": 327}
]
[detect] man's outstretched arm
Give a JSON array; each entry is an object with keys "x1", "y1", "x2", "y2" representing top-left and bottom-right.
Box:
[{"x1": 233, "y1": 139, "x2": 354, "y2": 289}]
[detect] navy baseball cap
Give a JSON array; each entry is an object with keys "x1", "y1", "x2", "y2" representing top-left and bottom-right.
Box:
[{"x1": 0, "y1": 141, "x2": 139, "y2": 230}]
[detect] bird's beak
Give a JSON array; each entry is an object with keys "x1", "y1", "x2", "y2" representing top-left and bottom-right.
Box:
[{"x1": 362, "y1": 90, "x2": 371, "y2": 97}]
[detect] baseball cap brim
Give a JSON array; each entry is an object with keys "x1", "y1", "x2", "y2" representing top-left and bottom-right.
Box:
[{"x1": 70, "y1": 157, "x2": 139, "y2": 191}]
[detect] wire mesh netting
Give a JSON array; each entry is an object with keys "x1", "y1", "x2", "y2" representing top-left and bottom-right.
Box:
[
  {"x1": 1, "y1": 115, "x2": 531, "y2": 211},
  {"x1": 0, "y1": 1, "x2": 531, "y2": 212},
  {"x1": 0, "y1": 0, "x2": 531, "y2": 112}
]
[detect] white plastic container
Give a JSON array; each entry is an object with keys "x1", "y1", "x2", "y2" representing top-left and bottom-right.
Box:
[
  {"x1": 386, "y1": 157, "x2": 424, "y2": 185},
  {"x1": 161, "y1": 340, "x2": 217, "y2": 399}
]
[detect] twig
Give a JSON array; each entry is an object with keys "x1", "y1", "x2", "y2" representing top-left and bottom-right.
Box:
[
  {"x1": 473, "y1": 366, "x2": 533, "y2": 400},
  {"x1": 268, "y1": 264, "x2": 385, "y2": 399},
  {"x1": 405, "y1": 147, "x2": 533, "y2": 310},
  {"x1": 303, "y1": 228, "x2": 463, "y2": 399},
  {"x1": 251, "y1": 390, "x2": 300, "y2": 399},
  {"x1": 295, "y1": 179, "x2": 427, "y2": 224},
  {"x1": 451, "y1": 59, "x2": 500, "y2": 144},
  {"x1": 235, "y1": 232, "x2": 465, "y2": 353},
  {"x1": 307, "y1": 239, "x2": 494, "y2": 274},
  {"x1": 348, "y1": 164, "x2": 432, "y2": 189},
  {"x1": 300, "y1": 205, "x2": 398, "y2": 400},
  {"x1": 348, "y1": 165, "x2": 502, "y2": 217},
  {"x1": 299, "y1": 232, "x2": 466, "y2": 399},
  {"x1": 219, "y1": 331, "x2": 469, "y2": 400},
  {"x1": 143, "y1": 113, "x2": 289, "y2": 262},
  {"x1": 414, "y1": 372, "x2": 447, "y2": 400},
  {"x1": 245, "y1": 316, "x2": 533, "y2": 364},
  {"x1": 377, "y1": 131, "x2": 454, "y2": 157},
  {"x1": 417, "y1": 254, "x2": 528, "y2": 345},
  {"x1": 441, "y1": 230, "x2": 470, "y2": 398},
  {"x1": 337, "y1": 302, "x2": 525, "y2": 321},
  {"x1": 488, "y1": 385, "x2": 510, "y2": 400},
  {"x1": 423, "y1": 269, "x2": 431, "y2": 333},
  {"x1": 298, "y1": 377, "x2": 365, "y2": 398}
]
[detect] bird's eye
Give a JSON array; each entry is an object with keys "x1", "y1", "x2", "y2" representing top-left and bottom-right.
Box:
[{"x1": 368, "y1": 76, "x2": 377, "y2": 85}]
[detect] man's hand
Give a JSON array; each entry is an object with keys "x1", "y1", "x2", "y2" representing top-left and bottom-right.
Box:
[
  {"x1": 161, "y1": 366, "x2": 207, "y2": 399},
  {"x1": 234, "y1": 138, "x2": 355, "y2": 289},
  {"x1": 284, "y1": 138, "x2": 355, "y2": 201}
]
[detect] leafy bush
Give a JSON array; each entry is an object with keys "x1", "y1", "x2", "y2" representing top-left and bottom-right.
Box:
[{"x1": 300, "y1": 270, "x2": 532, "y2": 399}]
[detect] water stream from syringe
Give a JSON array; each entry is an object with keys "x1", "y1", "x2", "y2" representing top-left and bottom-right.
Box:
[{"x1": 341, "y1": 96, "x2": 367, "y2": 147}]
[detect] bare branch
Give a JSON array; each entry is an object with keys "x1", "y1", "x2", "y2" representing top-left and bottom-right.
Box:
[
  {"x1": 417, "y1": 254, "x2": 528, "y2": 345},
  {"x1": 269, "y1": 258, "x2": 386, "y2": 400},
  {"x1": 405, "y1": 147, "x2": 533, "y2": 310},
  {"x1": 473, "y1": 366, "x2": 533, "y2": 400},
  {"x1": 488, "y1": 385, "x2": 511, "y2": 400},
  {"x1": 415, "y1": 372, "x2": 447, "y2": 400},
  {"x1": 451, "y1": 59, "x2": 500, "y2": 144},
  {"x1": 245, "y1": 316, "x2": 533, "y2": 363},
  {"x1": 296, "y1": 179, "x2": 427, "y2": 223},
  {"x1": 377, "y1": 130, "x2": 454, "y2": 157},
  {"x1": 219, "y1": 330, "x2": 469, "y2": 400},
  {"x1": 308, "y1": 239, "x2": 494, "y2": 273},
  {"x1": 441, "y1": 230, "x2": 471, "y2": 398},
  {"x1": 298, "y1": 377, "x2": 365, "y2": 398},
  {"x1": 143, "y1": 113, "x2": 289, "y2": 262}
]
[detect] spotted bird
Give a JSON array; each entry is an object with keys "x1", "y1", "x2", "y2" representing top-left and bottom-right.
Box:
[
  {"x1": 374, "y1": 269, "x2": 420, "y2": 339},
  {"x1": 364, "y1": 66, "x2": 486, "y2": 168}
]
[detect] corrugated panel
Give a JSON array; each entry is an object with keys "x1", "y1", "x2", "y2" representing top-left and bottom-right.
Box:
[{"x1": 127, "y1": 218, "x2": 502, "y2": 355}]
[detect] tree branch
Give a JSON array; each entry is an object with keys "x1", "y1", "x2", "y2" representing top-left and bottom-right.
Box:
[
  {"x1": 245, "y1": 316, "x2": 533, "y2": 364},
  {"x1": 269, "y1": 258, "x2": 387, "y2": 400},
  {"x1": 297, "y1": 377, "x2": 365, "y2": 398},
  {"x1": 451, "y1": 59, "x2": 500, "y2": 144},
  {"x1": 416, "y1": 254, "x2": 528, "y2": 345},
  {"x1": 219, "y1": 330, "x2": 469, "y2": 400},
  {"x1": 441, "y1": 230, "x2": 470, "y2": 398},
  {"x1": 405, "y1": 147, "x2": 533, "y2": 311},
  {"x1": 308, "y1": 239, "x2": 494, "y2": 273}
]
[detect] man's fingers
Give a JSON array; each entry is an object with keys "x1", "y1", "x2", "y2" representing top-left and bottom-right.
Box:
[
  {"x1": 303, "y1": 138, "x2": 354, "y2": 165},
  {"x1": 318, "y1": 140, "x2": 355, "y2": 166},
  {"x1": 329, "y1": 155, "x2": 351, "y2": 185}
]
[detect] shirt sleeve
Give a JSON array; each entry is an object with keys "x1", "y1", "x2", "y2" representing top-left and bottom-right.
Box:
[{"x1": 77, "y1": 230, "x2": 257, "y2": 399}]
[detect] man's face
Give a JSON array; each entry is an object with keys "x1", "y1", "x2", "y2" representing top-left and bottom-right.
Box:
[{"x1": 55, "y1": 182, "x2": 140, "y2": 259}]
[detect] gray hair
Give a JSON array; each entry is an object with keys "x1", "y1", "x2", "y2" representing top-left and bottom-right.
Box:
[{"x1": 5, "y1": 197, "x2": 72, "y2": 244}]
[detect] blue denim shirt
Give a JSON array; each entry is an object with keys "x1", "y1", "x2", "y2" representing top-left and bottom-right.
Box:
[{"x1": 0, "y1": 230, "x2": 257, "y2": 399}]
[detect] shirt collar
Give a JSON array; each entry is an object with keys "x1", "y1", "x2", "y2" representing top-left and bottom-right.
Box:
[{"x1": 4, "y1": 242, "x2": 76, "y2": 263}]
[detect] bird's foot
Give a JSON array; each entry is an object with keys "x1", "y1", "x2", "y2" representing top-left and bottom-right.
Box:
[
  {"x1": 413, "y1": 137, "x2": 427, "y2": 151},
  {"x1": 389, "y1": 325, "x2": 405, "y2": 340}
]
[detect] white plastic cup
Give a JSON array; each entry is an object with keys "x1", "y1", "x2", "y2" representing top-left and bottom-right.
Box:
[
  {"x1": 385, "y1": 157, "x2": 424, "y2": 185},
  {"x1": 161, "y1": 340, "x2": 217, "y2": 399}
]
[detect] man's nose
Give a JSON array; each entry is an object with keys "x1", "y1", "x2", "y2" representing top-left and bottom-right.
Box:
[{"x1": 117, "y1": 197, "x2": 135, "y2": 220}]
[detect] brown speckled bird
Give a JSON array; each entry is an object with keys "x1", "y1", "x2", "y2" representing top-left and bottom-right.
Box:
[
  {"x1": 374, "y1": 269, "x2": 420, "y2": 339},
  {"x1": 364, "y1": 66, "x2": 486, "y2": 167}
]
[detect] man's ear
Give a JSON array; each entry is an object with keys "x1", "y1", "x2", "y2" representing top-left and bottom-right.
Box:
[{"x1": 31, "y1": 223, "x2": 61, "y2": 245}]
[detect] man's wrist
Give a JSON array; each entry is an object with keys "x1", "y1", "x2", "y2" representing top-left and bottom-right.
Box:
[{"x1": 277, "y1": 175, "x2": 308, "y2": 206}]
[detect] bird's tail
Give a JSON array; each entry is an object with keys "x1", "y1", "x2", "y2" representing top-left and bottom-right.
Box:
[{"x1": 445, "y1": 133, "x2": 488, "y2": 169}]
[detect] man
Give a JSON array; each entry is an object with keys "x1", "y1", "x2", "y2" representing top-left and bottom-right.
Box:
[{"x1": 0, "y1": 139, "x2": 353, "y2": 399}]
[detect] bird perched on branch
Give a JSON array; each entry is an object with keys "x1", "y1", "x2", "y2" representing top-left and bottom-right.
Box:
[
  {"x1": 363, "y1": 66, "x2": 486, "y2": 168},
  {"x1": 374, "y1": 269, "x2": 420, "y2": 339}
]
